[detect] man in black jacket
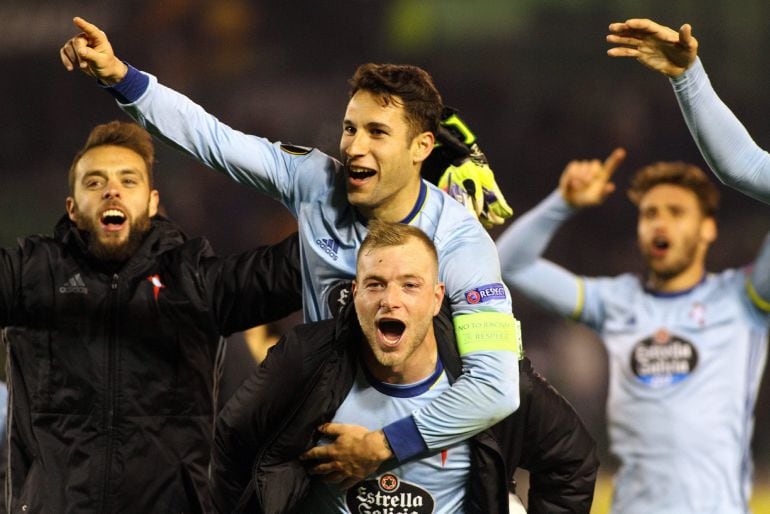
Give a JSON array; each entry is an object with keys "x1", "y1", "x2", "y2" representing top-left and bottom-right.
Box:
[
  {"x1": 213, "y1": 220, "x2": 598, "y2": 514},
  {"x1": 0, "y1": 121, "x2": 302, "y2": 513}
]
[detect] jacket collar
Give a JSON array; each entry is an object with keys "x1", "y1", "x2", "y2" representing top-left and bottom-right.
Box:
[{"x1": 54, "y1": 214, "x2": 189, "y2": 273}]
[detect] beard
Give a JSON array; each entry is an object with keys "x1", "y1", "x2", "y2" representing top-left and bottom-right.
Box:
[
  {"x1": 643, "y1": 234, "x2": 700, "y2": 281},
  {"x1": 74, "y1": 208, "x2": 152, "y2": 264}
]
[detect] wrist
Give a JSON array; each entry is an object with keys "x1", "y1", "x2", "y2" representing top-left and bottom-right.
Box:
[
  {"x1": 367, "y1": 430, "x2": 393, "y2": 463},
  {"x1": 100, "y1": 61, "x2": 129, "y2": 86}
]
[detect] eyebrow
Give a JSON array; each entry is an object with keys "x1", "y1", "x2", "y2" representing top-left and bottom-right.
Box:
[{"x1": 81, "y1": 168, "x2": 144, "y2": 181}]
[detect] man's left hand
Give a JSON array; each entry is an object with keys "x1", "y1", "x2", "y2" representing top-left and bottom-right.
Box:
[{"x1": 300, "y1": 423, "x2": 392, "y2": 490}]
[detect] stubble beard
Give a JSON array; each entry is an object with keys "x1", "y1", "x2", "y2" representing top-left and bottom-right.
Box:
[{"x1": 74, "y1": 208, "x2": 152, "y2": 263}]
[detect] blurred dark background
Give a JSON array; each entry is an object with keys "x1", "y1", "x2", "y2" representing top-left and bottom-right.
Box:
[{"x1": 3, "y1": 0, "x2": 770, "y2": 496}]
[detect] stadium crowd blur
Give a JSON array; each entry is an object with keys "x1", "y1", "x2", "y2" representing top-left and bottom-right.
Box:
[{"x1": 3, "y1": 0, "x2": 770, "y2": 503}]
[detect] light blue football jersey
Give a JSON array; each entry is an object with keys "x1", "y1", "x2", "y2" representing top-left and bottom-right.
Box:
[
  {"x1": 498, "y1": 190, "x2": 770, "y2": 514},
  {"x1": 110, "y1": 67, "x2": 520, "y2": 455},
  {"x1": 582, "y1": 271, "x2": 767, "y2": 514},
  {"x1": 299, "y1": 360, "x2": 471, "y2": 514}
]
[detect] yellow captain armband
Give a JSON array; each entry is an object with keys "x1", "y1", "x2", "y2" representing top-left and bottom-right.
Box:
[
  {"x1": 746, "y1": 279, "x2": 770, "y2": 312},
  {"x1": 453, "y1": 312, "x2": 523, "y2": 359}
]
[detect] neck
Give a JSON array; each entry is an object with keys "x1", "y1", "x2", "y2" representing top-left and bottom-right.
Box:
[
  {"x1": 363, "y1": 337, "x2": 438, "y2": 385},
  {"x1": 362, "y1": 176, "x2": 423, "y2": 223},
  {"x1": 647, "y1": 261, "x2": 706, "y2": 293}
]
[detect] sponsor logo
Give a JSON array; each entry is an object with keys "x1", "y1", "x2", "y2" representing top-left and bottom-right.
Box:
[
  {"x1": 464, "y1": 283, "x2": 506, "y2": 304},
  {"x1": 346, "y1": 473, "x2": 435, "y2": 514},
  {"x1": 316, "y1": 237, "x2": 340, "y2": 261},
  {"x1": 630, "y1": 329, "x2": 698, "y2": 387},
  {"x1": 59, "y1": 273, "x2": 88, "y2": 294}
]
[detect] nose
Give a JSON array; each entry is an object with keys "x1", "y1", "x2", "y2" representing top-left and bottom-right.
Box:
[
  {"x1": 379, "y1": 284, "x2": 401, "y2": 310},
  {"x1": 102, "y1": 180, "x2": 122, "y2": 199},
  {"x1": 344, "y1": 131, "x2": 369, "y2": 159}
]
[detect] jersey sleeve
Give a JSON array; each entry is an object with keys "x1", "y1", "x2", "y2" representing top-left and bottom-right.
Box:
[
  {"x1": 672, "y1": 58, "x2": 770, "y2": 204},
  {"x1": 743, "y1": 232, "x2": 770, "y2": 319},
  {"x1": 384, "y1": 218, "x2": 522, "y2": 457},
  {"x1": 497, "y1": 190, "x2": 588, "y2": 320},
  {"x1": 107, "y1": 65, "x2": 337, "y2": 215}
]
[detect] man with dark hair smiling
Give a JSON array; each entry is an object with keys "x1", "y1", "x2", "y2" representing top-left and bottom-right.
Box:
[
  {"x1": 61, "y1": 16, "x2": 523, "y2": 480},
  {"x1": 0, "y1": 121, "x2": 302, "y2": 513}
]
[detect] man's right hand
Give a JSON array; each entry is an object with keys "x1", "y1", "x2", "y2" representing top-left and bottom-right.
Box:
[
  {"x1": 60, "y1": 17, "x2": 127, "y2": 85},
  {"x1": 559, "y1": 148, "x2": 625, "y2": 208},
  {"x1": 606, "y1": 18, "x2": 698, "y2": 78}
]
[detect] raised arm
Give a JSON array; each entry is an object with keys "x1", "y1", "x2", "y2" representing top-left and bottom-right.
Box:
[
  {"x1": 607, "y1": 18, "x2": 770, "y2": 203},
  {"x1": 497, "y1": 149, "x2": 624, "y2": 320}
]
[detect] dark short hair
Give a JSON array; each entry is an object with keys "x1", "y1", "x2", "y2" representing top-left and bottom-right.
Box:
[
  {"x1": 627, "y1": 162, "x2": 720, "y2": 216},
  {"x1": 68, "y1": 121, "x2": 155, "y2": 194},
  {"x1": 358, "y1": 219, "x2": 438, "y2": 275},
  {"x1": 349, "y1": 63, "x2": 443, "y2": 140}
]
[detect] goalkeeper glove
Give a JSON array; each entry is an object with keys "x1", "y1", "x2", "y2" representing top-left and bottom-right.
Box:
[{"x1": 429, "y1": 107, "x2": 513, "y2": 228}]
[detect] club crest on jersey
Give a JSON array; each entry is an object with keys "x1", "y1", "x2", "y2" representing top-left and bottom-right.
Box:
[
  {"x1": 631, "y1": 328, "x2": 698, "y2": 387},
  {"x1": 464, "y1": 283, "x2": 506, "y2": 304},
  {"x1": 346, "y1": 473, "x2": 435, "y2": 514}
]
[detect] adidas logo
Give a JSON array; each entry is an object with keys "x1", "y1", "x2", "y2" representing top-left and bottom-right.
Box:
[
  {"x1": 316, "y1": 237, "x2": 340, "y2": 261},
  {"x1": 59, "y1": 273, "x2": 88, "y2": 294}
]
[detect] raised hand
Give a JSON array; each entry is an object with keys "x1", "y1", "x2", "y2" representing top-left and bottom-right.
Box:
[
  {"x1": 60, "y1": 17, "x2": 127, "y2": 85},
  {"x1": 559, "y1": 148, "x2": 625, "y2": 208},
  {"x1": 606, "y1": 18, "x2": 698, "y2": 78}
]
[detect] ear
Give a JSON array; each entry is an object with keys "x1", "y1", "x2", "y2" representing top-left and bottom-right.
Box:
[
  {"x1": 701, "y1": 216, "x2": 717, "y2": 244},
  {"x1": 149, "y1": 190, "x2": 160, "y2": 217},
  {"x1": 411, "y1": 131, "x2": 435, "y2": 165},
  {"x1": 351, "y1": 280, "x2": 358, "y2": 298},
  {"x1": 432, "y1": 282, "x2": 446, "y2": 316},
  {"x1": 66, "y1": 197, "x2": 77, "y2": 222}
]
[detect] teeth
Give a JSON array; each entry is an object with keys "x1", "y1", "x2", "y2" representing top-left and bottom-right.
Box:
[{"x1": 103, "y1": 209, "x2": 125, "y2": 218}]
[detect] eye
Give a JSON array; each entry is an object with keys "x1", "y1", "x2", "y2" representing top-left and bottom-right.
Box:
[
  {"x1": 122, "y1": 177, "x2": 139, "y2": 187},
  {"x1": 84, "y1": 178, "x2": 105, "y2": 189},
  {"x1": 369, "y1": 128, "x2": 387, "y2": 137},
  {"x1": 343, "y1": 125, "x2": 356, "y2": 135},
  {"x1": 365, "y1": 281, "x2": 384, "y2": 290}
]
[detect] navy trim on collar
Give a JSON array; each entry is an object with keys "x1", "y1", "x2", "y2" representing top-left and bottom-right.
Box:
[
  {"x1": 646, "y1": 273, "x2": 708, "y2": 298},
  {"x1": 361, "y1": 356, "x2": 444, "y2": 398},
  {"x1": 398, "y1": 181, "x2": 427, "y2": 225}
]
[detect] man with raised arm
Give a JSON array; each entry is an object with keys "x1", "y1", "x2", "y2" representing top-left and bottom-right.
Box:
[
  {"x1": 60, "y1": 17, "x2": 522, "y2": 480},
  {"x1": 607, "y1": 18, "x2": 770, "y2": 204},
  {"x1": 497, "y1": 149, "x2": 770, "y2": 513}
]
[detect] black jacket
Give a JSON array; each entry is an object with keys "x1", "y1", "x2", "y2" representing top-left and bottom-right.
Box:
[
  {"x1": 212, "y1": 302, "x2": 598, "y2": 514},
  {"x1": 0, "y1": 216, "x2": 302, "y2": 513}
]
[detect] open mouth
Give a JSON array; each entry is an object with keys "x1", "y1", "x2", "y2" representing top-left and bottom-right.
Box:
[
  {"x1": 653, "y1": 236, "x2": 669, "y2": 250},
  {"x1": 100, "y1": 208, "x2": 127, "y2": 230},
  {"x1": 377, "y1": 318, "x2": 406, "y2": 346},
  {"x1": 347, "y1": 165, "x2": 377, "y2": 181}
]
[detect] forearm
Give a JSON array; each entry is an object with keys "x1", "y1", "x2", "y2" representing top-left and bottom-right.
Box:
[
  {"x1": 673, "y1": 58, "x2": 770, "y2": 203},
  {"x1": 383, "y1": 349, "x2": 519, "y2": 459},
  {"x1": 497, "y1": 190, "x2": 576, "y2": 274},
  {"x1": 106, "y1": 65, "x2": 289, "y2": 197},
  {"x1": 497, "y1": 191, "x2": 584, "y2": 319}
]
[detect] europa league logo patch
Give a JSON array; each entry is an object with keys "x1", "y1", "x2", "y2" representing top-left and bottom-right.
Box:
[
  {"x1": 346, "y1": 473, "x2": 435, "y2": 513},
  {"x1": 631, "y1": 329, "x2": 698, "y2": 387}
]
